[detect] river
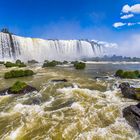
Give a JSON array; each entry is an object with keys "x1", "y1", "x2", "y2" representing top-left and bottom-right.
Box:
[{"x1": 0, "y1": 62, "x2": 140, "y2": 140}]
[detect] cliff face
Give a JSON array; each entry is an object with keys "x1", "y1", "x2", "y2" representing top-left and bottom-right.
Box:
[{"x1": 0, "y1": 32, "x2": 104, "y2": 61}]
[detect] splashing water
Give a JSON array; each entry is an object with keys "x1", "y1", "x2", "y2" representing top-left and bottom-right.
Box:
[
  {"x1": 0, "y1": 32, "x2": 104, "y2": 61},
  {"x1": 0, "y1": 64, "x2": 140, "y2": 140}
]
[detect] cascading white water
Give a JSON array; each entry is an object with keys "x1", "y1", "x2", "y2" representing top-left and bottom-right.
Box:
[{"x1": 0, "y1": 32, "x2": 104, "y2": 61}]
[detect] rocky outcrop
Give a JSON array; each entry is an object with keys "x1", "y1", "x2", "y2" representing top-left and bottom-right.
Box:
[
  {"x1": 119, "y1": 82, "x2": 140, "y2": 131},
  {"x1": 0, "y1": 85, "x2": 38, "y2": 96},
  {"x1": 119, "y1": 82, "x2": 140, "y2": 100},
  {"x1": 123, "y1": 103, "x2": 140, "y2": 131},
  {"x1": 119, "y1": 82, "x2": 136, "y2": 99},
  {"x1": 51, "y1": 79, "x2": 68, "y2": 83}
]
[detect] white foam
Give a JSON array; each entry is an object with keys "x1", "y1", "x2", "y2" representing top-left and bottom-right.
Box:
[
  {"x1": 71, "y1": 102, "x2": 84, "y2": 112},
  {"x1": 7, "y1": 126, "x2": 22, "y2": 140},
  {"x1": 13, "y1": 103, "x2": 44, "y2": 116}
]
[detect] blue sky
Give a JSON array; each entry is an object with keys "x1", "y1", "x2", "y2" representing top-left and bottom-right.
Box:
[{"x1": 0, "y1": 0, "x2": 140, "y2": 56}]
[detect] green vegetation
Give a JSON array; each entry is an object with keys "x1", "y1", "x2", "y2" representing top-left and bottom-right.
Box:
[
  {"x1": 28, "y1": 60, "x2": 38, "y2": 64},
  {"x1": 0, "y1": 61, "x2": 4, "y2": 64},
  {"x1": 115, "y1": 69, "x2": 140, "y2": 79},
  {"x1": 115, "y1": 69, "x2": 124, "y2": 77},
  {"x1": 63, "y1": 61, "x2": 68, "y2": 64},
  {"x1": 42, "y1": 60, "x2": 62, "y2": 67},
  {"x1": 4, "y1": 60, "x2": 26, "y2": 68},
  {"x1": 74, "y1": 62, "x2": 86, "y2": 69},
  {"x1": 71, "y1": 61, "x2": 78, "y2": 65},
  {"x1": 4, "y1": 69, "x2": 34, "y2": 79},
  {"x1": 9, "y1": 81, "x2": 27, "y2": 94}
]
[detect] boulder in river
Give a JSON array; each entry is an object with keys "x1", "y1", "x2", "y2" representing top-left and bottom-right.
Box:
[
  {"x1": 0, "y1": 81, "x2": 38, "y2": 95},
  {"x1": 119, "y1": 82, "x2": 140, "y2": 100},
  {"x1": 51, "y1": 79, "x2": 68, "y2": 83},
  {"x1": 123, "y1": 103, "x2": 140, "y2": 131}
]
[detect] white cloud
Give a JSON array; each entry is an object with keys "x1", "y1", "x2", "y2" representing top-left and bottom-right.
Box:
[
  {"x1": 113, "y1": 22, "x2": 140, "y2": 28},
  {"x1": 120, "y1": 14, "x2": 134, "y2": 19},
  {"x1": 127, "y1": 22, "x2": 140, "y2": 26},
  {"x1": 122, "y1": 5, "x2": 131, "y2": 13},
  {"x1": 127, "y1": 22, "x2": 136, "y2": 26},
  {"x1": 113, "y1": 22, "x2": 126, "y2": 28},
  {"x1": 122, "y1": 4, "x2": 140, "y2": 14}
]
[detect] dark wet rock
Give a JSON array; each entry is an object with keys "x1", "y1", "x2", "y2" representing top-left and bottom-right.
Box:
[
  {"x1": 119, "y1": 82, "x2": 140, "y2": 101},
  {"x1": 119, "y1": 82, "x2": 136, "y2": 99},
  {"x1": 95, "y1": 76, "x2": 109, "y2": 79},
  {"x1": 0, "y1": 85, "x2": 38, "y2": 96},
  {"x1": 51, "y1": 79, "x2": 68, "y2": 83},
  {"x1": 123, "y1": 103, "x2": 140, "y2": 131}
]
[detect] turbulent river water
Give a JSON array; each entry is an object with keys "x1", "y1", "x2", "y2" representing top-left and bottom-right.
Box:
[{"x1": 0, "y1": 63, "x2": 140, "y2": 140}]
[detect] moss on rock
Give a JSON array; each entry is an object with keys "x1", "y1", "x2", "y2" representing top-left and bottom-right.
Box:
[
  {"x1": 10, "y1": 81, "x2": 27, "y2": 93},
  {"x1": 74, "y1": 62, "x2": 86, "y2": 69},
  {"x1": 4, "y1": 69, "x2": 34, "y2": 79},
  {"x1": 4, "y1": 60, "x2": 26, "y2": 68},
  {"x1": 115, "y1": 70, "x2": 140, "y2": 79}
]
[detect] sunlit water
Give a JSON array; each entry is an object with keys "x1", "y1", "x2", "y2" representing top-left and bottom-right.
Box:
[{"x1": 0, "y1": 63, "x2": 140, "y2": 140}]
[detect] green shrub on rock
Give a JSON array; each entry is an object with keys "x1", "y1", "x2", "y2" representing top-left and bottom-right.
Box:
[
  {"x1": 122, "y1": 71, "x2": 137, "y2": 79},
  {"x1": 28, "y1": 60, "x2": 38, "y2": 64},
  {"x1": 0, "y1": 61, "x2": 4, "y2": 64},
  {"x1": 24, "y1": 70, "x2": 34, "y2": 76},
  {"x1": 42, "y1": 60, "x2": 62, "y2": 67},
  {"x1": 63, "y1": 61, "x2": 68, "y2": 64},
  {"x1": 5, "y1": 62, "x2": 17, "y2": 67},
  {"x1": 4, "y1": 69, "x2": 34, "y2": 79},
  {"x1": 4, "y1": 60, "x2": 26, "y2": 68},
  {"x1": 134, "y1": 70, "x2": 139, "y2": 77},
  {"x1": 115, "y1": 70, "x2": 140, "y2": 79},
  {"x1": 16, "y1": 59, "x2": 22, "y2": 65},
  {"x1": 10, "y1": 81, "x2": 27, "y2": 93},
  {"x1": 115, "y1": 69, "x2": 124, "y2": 77},
  {"x1": 74, "y1": 62, "x2": 86, "y2": 69},
  {"x1": 71, "y1": 61, "x2": 78, "y2": 65}
]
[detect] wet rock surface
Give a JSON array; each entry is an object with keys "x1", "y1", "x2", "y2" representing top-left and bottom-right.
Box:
[
  {"x1": 123, "y1": 103, "x2": 140, "y2": 131},
  {"x1": 119, "y1": 82, "x2": 140, "y2": 100},
  {"x1": 119, "y1": 82, "x2": 136, "y2": 99},
  {"x1": 51, "y1": 79, "x2": 68, "y2": 83},
  {"x1": 120, "y1": 82, "x2": 140, "y2": 131}
]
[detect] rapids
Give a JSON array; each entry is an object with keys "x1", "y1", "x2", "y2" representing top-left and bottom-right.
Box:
[{"x1": 0, "y1": 63, "x2": 140, "y2": 140}]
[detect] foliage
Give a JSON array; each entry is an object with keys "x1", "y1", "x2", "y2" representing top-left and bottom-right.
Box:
[
  {"x1": 16, "y1": 59, "x2": 22, "y2": 65},
  {"x1": 42, "y1": 60, "x2": 62, "y2": 67},
  {"x1": 71, "y1": 61, "x2": 78, "y2": 65},
  {"x1": 5, "y1": 62, "x2": 17, "y2": 67},
  {"x1": 115, "y1": 69, "x2": 124, "y2": 77},
  {"x1": 74, "y1": 62, "x2": 86, "y2": 69},
  {"x1": 4, "y1": 69, "x2": 34, "y2": 79},
  {"x1": 115, "y1": 69, "x2": 140, "y2": 79},
  {"x1": 63, "y1": 61, "x2": 68, "y2": 64},
  {"x1": 4, "y1": 60, "x2": 26, "y2": 68},
  {"x1": 9, "y1": 81, "x2": 27, "y2": 93},
  {"x1": 0, "y1": 61, "x2": 4, "y2": 64},
  {"x1": 28, "y1": 60, "x2": 38, "y2": 64}
]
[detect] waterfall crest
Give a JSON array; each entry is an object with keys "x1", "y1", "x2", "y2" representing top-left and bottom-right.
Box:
[{"x1": 0, "y1": 32, "x2": 104, "y2": 61}]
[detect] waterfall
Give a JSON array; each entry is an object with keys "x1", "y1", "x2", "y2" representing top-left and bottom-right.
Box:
[{"x1": 0, "y1": 32, "x2": 104, "y2": 62}]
